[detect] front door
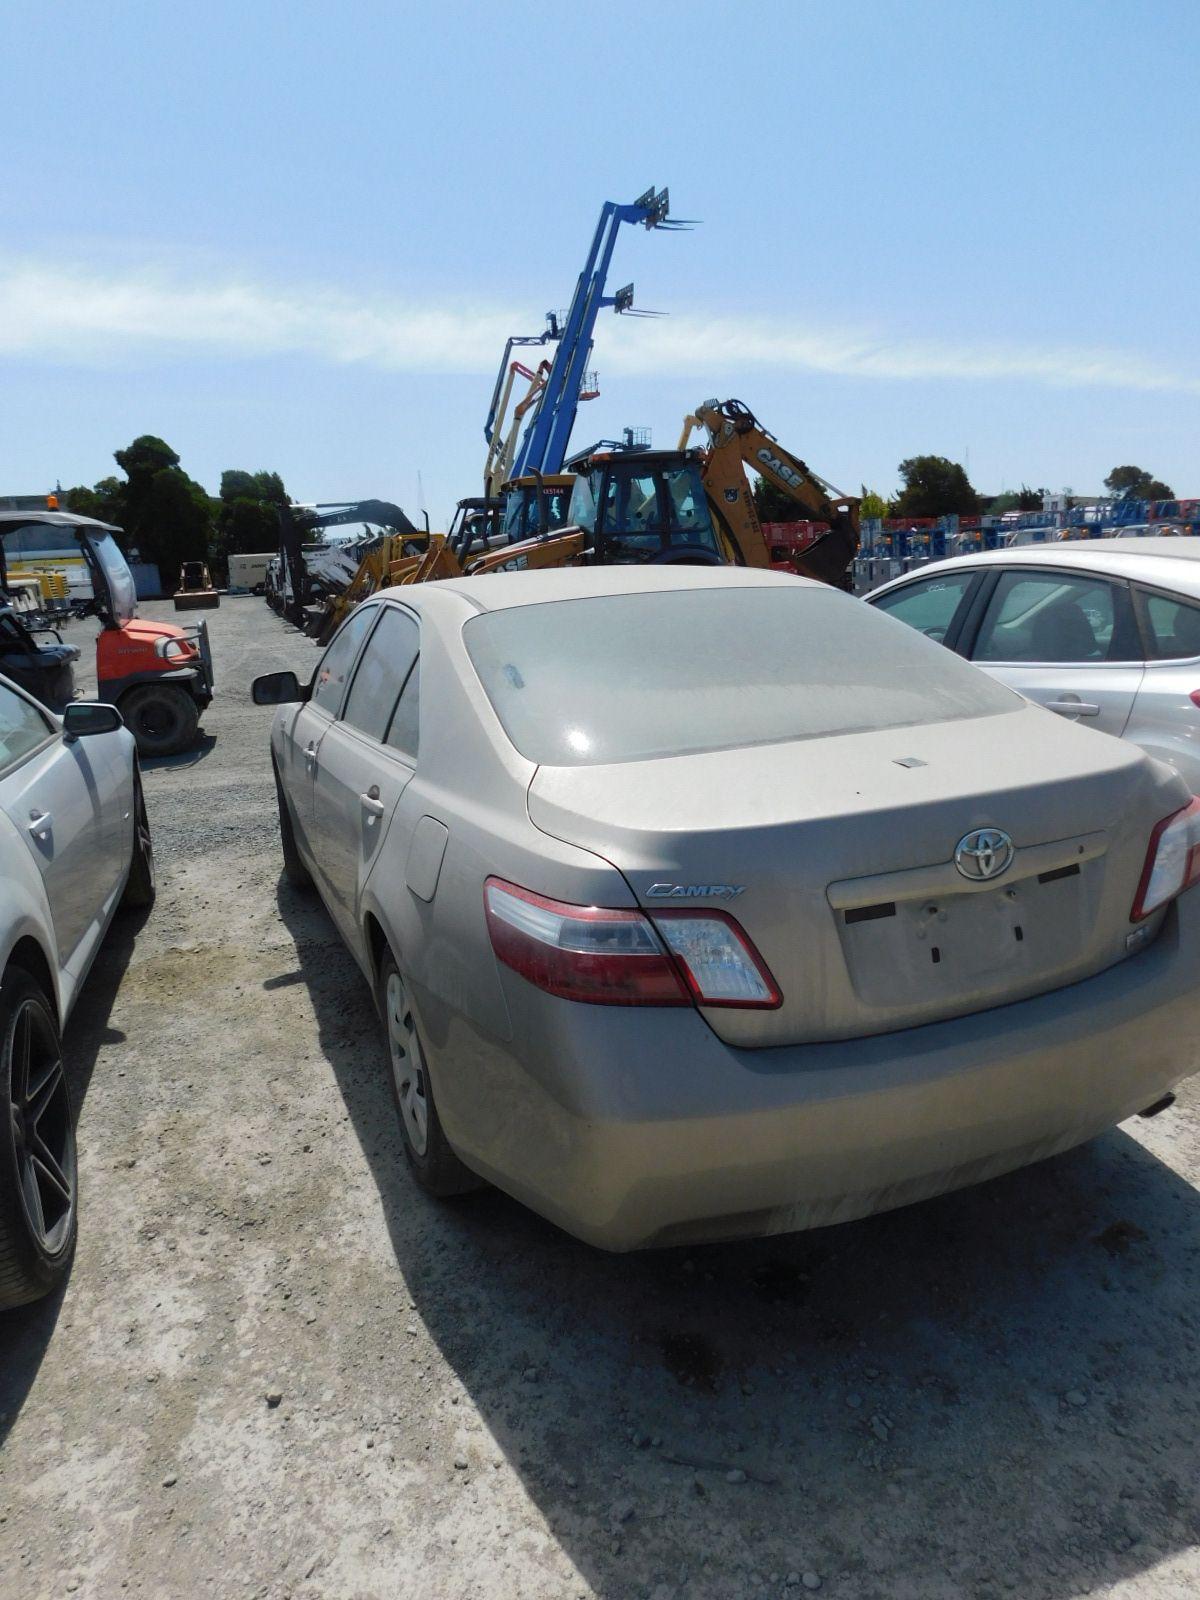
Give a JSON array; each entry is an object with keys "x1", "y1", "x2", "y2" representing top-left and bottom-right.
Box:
[
  {"x1": 0, "y1": 681, "x2": 125, "y2": 964},
  {"x1": 280, "y1": 604, "x2": 380, "y2": 841},
  {"x1": 968, "y1": 566, "x2": 1145, "y2": 739},
  {"x1": 307, "y1": 605, "x2": 421, "y2": 946}
]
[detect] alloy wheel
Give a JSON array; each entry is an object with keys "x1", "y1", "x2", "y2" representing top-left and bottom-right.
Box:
[
  {"x1": 136, "y1": 791, "x2": 155, "y2": 890},
  {"x1": 386, "y1": 970, "x2": 428, "y2": 1156},
  {"x1": 7, "y1": 999, "x2": 75, "y2": 1254}
]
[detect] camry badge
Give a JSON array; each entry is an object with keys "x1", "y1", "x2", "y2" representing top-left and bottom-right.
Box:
[
  {"x1": 954, "y1": 828, "x2": 1014, "y2": 882},
  {"x1": 647, "y1": 883, "x2": 745, "y2": 901}
]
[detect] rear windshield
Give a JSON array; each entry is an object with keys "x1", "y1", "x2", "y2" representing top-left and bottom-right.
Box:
[{"x1": 463, "y1": 585, "x2": 1019, "y2": 766}]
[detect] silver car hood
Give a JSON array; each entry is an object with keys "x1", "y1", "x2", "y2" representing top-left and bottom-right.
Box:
[{"x1": 528, "y1": 704, "x2": 1187, "y2": 1047}]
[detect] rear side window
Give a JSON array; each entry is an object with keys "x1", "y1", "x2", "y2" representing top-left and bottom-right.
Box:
[
  {"x1": 974, "y1": 570, "x2": 1139, "y2": 663},
  {"x1": 463, "y1": 585, "x2": 1019, "y2": 767},
  {"x1": 871, "y1": 571, "x2": 976, "y2": 643},
  {"x1": 311, "y1": 606, "x2": 376, "y2": 712},
  {"x1": 0, "y1": 680, "x2": 52, "y2": 774},
  {"x1": 1136, "y1": 589, "x2": 1200, "y2": 660},
  {"x1": 341, "y1": 607, "x2": 420, "y2": 740},
  {"x1": 386, "y1": 661, "x2": 420, "y2": 760}
]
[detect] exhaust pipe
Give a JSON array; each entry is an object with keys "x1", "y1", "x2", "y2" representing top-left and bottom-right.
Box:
[{"x1": 1137, "y1": 1092, "x2": 1176, "y2": 1120}]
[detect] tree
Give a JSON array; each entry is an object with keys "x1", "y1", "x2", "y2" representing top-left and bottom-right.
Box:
[
  {"x1": 752, "y1": 476, "x2": 812, "y2": 523},
  {"x1": 64, "y1": 476, "x2": 126, "y2": 527},
  {"x1": 112, "y1": 434, "x2": 215, "y2": 573},
  {"x1": 988, "y1": 484, "x2": 1045, "y2": 516},
  {"x1": 893, "y1": 455, "x2": 978, "y2": 519},
  {"x1": 860, "y1": 488, "x2": 889, "y2": 521},
  {"x1": 219, "y1": 469, "x2": 287, "y2": 506},
  {"x1": 1104, "y1": 464, "x2": 1174, "y2": 501},
  {"x1": 211, "y1": 467, "x2": 290, "y2": 579}
]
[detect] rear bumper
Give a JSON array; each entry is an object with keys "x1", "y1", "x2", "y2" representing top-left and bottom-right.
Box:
[{"x1": 427, "y1": 891, "x2": 1200, "y2": 1251}]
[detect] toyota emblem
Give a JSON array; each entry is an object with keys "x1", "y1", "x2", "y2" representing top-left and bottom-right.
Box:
[{"x1": 954, "y1": 828, "x2": 1014, "y2": 881}]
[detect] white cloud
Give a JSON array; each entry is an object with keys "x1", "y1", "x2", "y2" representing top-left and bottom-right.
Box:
[{"x1": 1, "y1": 257, "x2": 1196, "y2": 396}]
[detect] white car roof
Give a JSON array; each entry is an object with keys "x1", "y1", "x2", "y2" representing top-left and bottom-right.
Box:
[
  {"x1": 425, "y1": 563, "x2": 814, "y2": 613},
  {"x1": 883, "y1": 538, "x2": 1200, "y2": 596}
]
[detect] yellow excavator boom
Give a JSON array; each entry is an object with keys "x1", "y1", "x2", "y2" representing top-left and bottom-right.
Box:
[{"x1": 681, "y1": 398, "x2": 860, "y2": 586}]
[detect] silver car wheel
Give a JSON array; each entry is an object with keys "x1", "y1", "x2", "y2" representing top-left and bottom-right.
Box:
[{"x1": 386, "y1": 970, "x2": 428, "y2": 1157}]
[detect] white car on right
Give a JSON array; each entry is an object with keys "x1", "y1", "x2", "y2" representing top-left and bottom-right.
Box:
[{"x1": 868, "y1": 537, "x2": 1200, "y2": 792}]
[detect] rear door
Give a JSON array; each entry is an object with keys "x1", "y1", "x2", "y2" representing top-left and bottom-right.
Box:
[
  {"x1": 309, "y1": 605, "x2": 420, "y2": 943},
  {"x1": 0, "y1": 679, "x2": 122, "y2": 964},
  {"x1": 277, "y1": 604, "x2": 378, "y2": 838},
  {"x1": 964, "y1": 565, "x2": 1144, "y2": 737}
]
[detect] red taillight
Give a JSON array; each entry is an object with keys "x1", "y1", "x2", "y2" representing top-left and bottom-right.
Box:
[
  {"x1": 483, "y1": 880, "x2": 783, "y2": 1010},
  {"x1": 1130, "y1": 797, "x2": 1200, "y2": 921},
  {"x1": 1190, "y1": 690, "x2": 1200, "y2": 710},
  {"x1": 484, "y1": 879, "x2": 689, "y2": 1006}
]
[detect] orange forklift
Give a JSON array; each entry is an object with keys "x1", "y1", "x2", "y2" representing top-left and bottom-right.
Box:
[{"x1": 0, "y1": 510, "x2": 214, "y2": 756}]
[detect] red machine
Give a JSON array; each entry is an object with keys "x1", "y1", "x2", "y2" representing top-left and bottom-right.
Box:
[{"x1": 0, "y1": 511, "x2": 214, "y2": 756}]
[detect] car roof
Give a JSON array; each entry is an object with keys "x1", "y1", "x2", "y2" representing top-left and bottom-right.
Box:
[
  {"x1": 880, "y1": 538, "x2": 1200, "y2": 594},
  {"x1": 424, "y1": 564, "x2": 815, "y2": 613},
  {"x1": 0, "y1": 510, "x2": 121, "y2": 534}
]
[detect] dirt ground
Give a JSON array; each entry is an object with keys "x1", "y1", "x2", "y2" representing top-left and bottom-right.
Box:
[{"x1": 3, "y1": 595, "x2": 1200, "y2": 1600}]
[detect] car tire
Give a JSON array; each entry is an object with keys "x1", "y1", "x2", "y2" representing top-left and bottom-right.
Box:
[
  {"x1": 377, "y1": 950, "x2": 481, "y2": 1198},
  {"x1": 120, "y1": 685, "x2": 200, "y2": 758},
  {"x1": 0, "y1": 968, "x2": 78, "y2": 1310},
  {"x1": 273, "y1": 757, "x2": 312, "y2": 888},
  {"x1": 121, "y1": 773, "x2": 156, "y2": 910}
]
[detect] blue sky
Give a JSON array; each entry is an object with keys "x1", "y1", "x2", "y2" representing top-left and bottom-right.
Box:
[{"x1": 4, "y1": 0, "x2": 1197, "y2": 524}]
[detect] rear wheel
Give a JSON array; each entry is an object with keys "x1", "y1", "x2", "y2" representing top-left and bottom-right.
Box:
[
  {"x1": 378, "y1": 951, "x2": 480, "y2": 1197},
  {"x1": 0, "y1": 969, "x2": 77, "y2": 1310},
  {"x1": 121, "y1": 774, "x2": 156, "y2": 909},
  {"x1": 273, "y1": 758, "x2": 312, "y2": 888},
  {"x1": 120, "y1": 684, "x2": 200, "y2": 758}
]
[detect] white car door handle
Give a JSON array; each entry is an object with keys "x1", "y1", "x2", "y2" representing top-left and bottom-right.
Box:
[
  {"x1": 28, "y1": 810, "x2": 52, "y2": 839},
  {"x1": 361, "y1": 786, "x2": 386, "y2": 819},
  {"x1": 304, "y1": 741, "x2": 319, "y2": 767},
  {"x1": 1045, "y1": 700, "x2": 1101, "y2": 717}
]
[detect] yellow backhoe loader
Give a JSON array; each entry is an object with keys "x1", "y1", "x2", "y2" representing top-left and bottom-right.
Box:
[{"x1": 679, "y1": 398, "x2": 860, "y2": 587}]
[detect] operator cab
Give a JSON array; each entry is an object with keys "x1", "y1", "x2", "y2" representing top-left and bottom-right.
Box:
[
  {"x1": 564, "y1": 446, "x2": 734, "y2": 566},
  {"x1": 447, "y1": 497, "x2": 504, "y2": 560},
  {"x1": 500, "y1": 475, "x2": 575, "y2": 544}
]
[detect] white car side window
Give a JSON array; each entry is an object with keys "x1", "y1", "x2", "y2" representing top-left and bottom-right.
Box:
[
  {"x1": 342, "y1": 608, "x2": 419, "y2": 741},
  {"x1": 311, "y1": 607, "x2": 376, "y2": 714},
  {"x1": 0, "y1": 680, "x2": 53, "y2": 774},
  {"x1": 385, "y1": 661, "x2": 420, "y2": 761}
]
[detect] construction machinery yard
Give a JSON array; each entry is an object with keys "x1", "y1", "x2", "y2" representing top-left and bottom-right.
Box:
[
  {"x1": 4, "y1": 180, "x2": 1200, "y2": 1600},
  {"x1": 3, "y1": 593, "x2": 1200, "y2": 1600}
]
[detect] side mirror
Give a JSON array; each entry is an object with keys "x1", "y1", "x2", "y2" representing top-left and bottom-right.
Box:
[
  {"x1": 63, "y1": 701, "x2": 124, "y2": 739},
  {"x1": 252, "y1": 670, "x2": 305, "y2": 706}
]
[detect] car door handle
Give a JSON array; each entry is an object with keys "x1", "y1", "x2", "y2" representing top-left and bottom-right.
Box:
[
  {"x1": 27, "y1": 810, "x2": 52, "y2": 839},
  {"x1": 360, "y1": 786, "x2": 386, "y2": 819},
  {"x1": 303, "y1": 741, "x2": 319, "y2": 767},
  {"x1": 1045, "y1": 699, "x2": 1101, "y2": 717}
]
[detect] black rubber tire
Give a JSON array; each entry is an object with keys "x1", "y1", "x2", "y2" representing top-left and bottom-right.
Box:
[
  {"x1": 0, "y1": 968, "x2": 77, "y2": 1310},
  {"x1": 377, "y1": 951, "x2": 481, "y2": 1198},
  {"x1": 121, "y1": 772, "x2": 156, "y2": 910},
  {"x1": 273, "y1": 758, "x2": 312, "y2": 888},
  {"x1": 120, "y1": 684, "x2": 200, "y2": 758}
]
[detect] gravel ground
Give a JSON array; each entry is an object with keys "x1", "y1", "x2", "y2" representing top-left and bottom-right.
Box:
[{"x1": 3, "y1": 595, "x2": 1200, "y2": 1600}]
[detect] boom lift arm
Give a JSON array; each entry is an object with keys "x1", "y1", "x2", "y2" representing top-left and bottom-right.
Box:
[
  {"x1": 680, "y1": 398, "x2": 860, "y2": 586},
  {"x1": 512, "y1": 185, "x2": 690, "y2": 482}
]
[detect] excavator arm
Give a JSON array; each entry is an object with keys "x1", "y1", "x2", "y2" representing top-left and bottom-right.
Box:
[{"x1": 681, "y1": 399, "x2": 860, "y2": 586}]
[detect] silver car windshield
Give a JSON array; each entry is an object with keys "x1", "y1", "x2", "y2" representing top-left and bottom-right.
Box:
[{"x1": 464, "y1": 586, "x2": 1021, "y2": 767}]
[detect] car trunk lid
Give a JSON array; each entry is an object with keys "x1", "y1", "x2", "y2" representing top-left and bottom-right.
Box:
[{"x1": 527, "y1": 703, "x2": 1182, "y2": 1047}]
